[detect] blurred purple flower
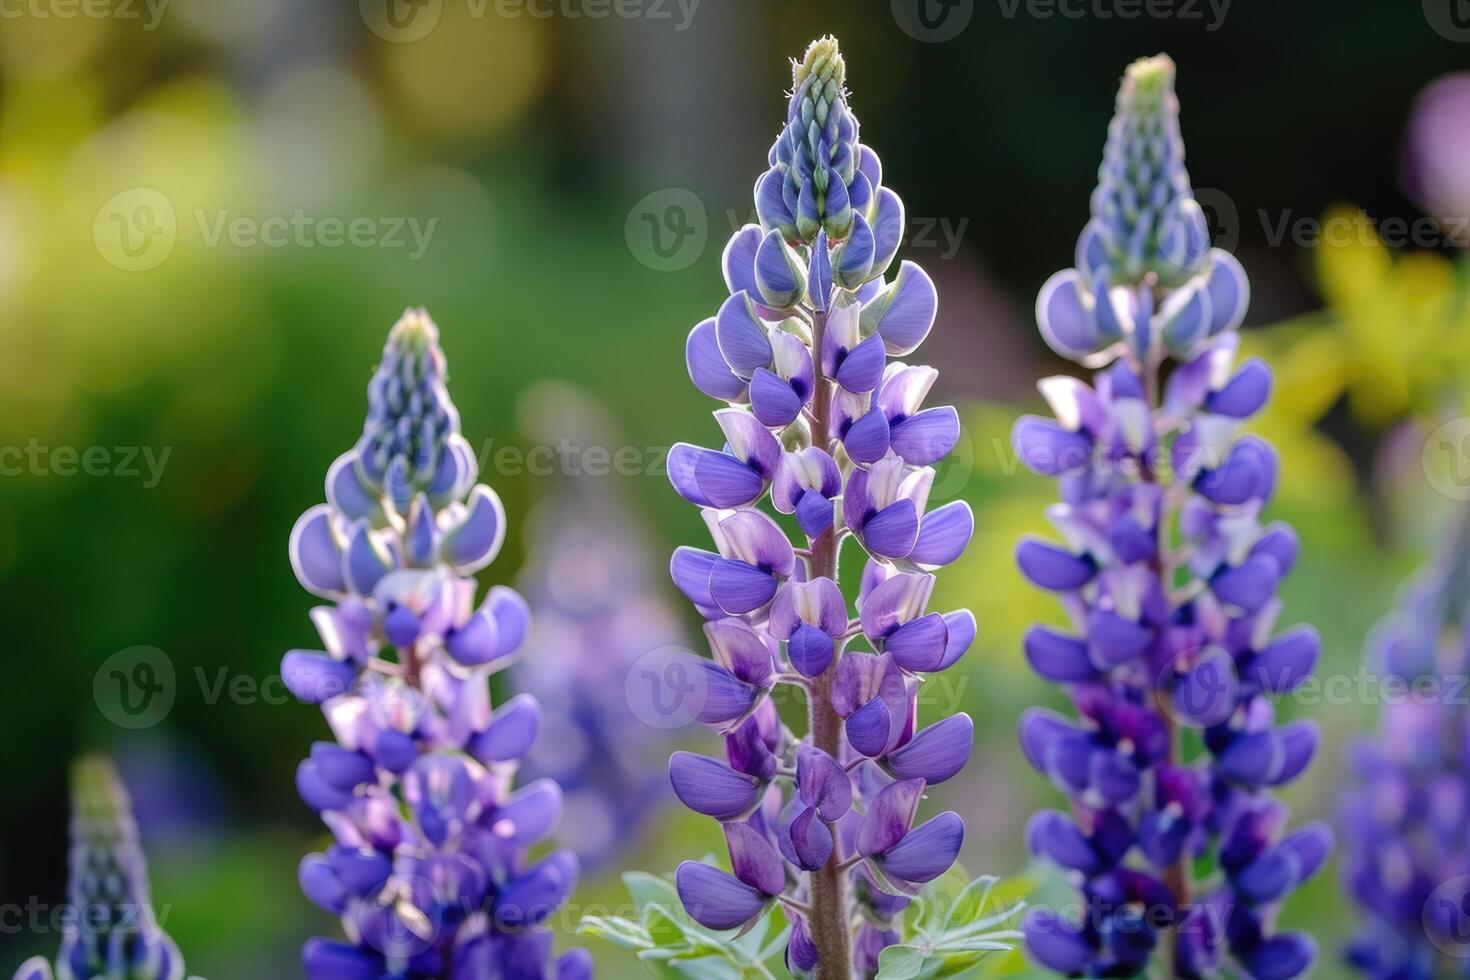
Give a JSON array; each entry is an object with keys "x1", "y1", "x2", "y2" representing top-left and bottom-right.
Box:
[
  {"x1": 1402, "y1": 73, "x2": 1470, "y2": 248},
  {"x1": 665, "y1": 36, "x2": 976, "y2": 978},
  {"x1": 10, "y1": 758, "x2": 184, "y2": 980},
  {"x1": 284, "y1": 310, "x2": 590, "y2": 980},
  {"x1": 1342, "y1": 517, "x2": 1470, "y2": 977},
  {"x1": 1015, "y1": 55, "x2": 1327, "y2": 978}
]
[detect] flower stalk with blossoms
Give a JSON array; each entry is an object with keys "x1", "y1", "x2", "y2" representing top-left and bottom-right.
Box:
[
  {"x1": 1012, "y1": 56, "x2": 1331, "y2": 978},
  {"x1": 10, "y1": 757, "x2": 184, "y2": 980},
  {"x1": 1342, "y1": 512, "x2": 1470, "y2": 977},
  {"x1": 664, "y1": 36, "x2": 982, "y2": 979},
  {"x1": 283, "y1": 309, "x2": 591, "y2": 980}
]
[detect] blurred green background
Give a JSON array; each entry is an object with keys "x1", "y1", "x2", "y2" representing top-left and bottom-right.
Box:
[{"x1": 1, "y1": 0, "x2": 1469, "y2": 975}]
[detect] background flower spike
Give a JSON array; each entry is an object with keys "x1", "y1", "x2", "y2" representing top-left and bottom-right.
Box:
[{"x1": 1014, "y1": 55, "x2": 1326, "y2": 980}]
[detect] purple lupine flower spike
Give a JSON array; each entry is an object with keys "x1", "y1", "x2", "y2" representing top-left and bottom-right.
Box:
[
  {"x1": 9, "y1": 758, "x2": 185, "y2": 980},
  {"x1": 1015, "y1": 56, "x2": 1328, "y2": 978},
  {"x1": 667, "y1": 37, "x2": 974, "y2": 978},
  {"x1": 284, "y1": 309, "x2": 589, "y2": 980},
  {"x1": 1342, "y1": 514, "x2": 1470, "y2": 977}
]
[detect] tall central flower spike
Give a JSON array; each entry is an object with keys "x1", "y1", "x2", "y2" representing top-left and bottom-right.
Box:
[
  {"x1": 11, "y1": 757, "x2": 185, "y2": 980},
  {"x1": 1013, "y1": 56, "x2": 1331, "y2": 978},
  {"x1": 669, "y1": 37, "x2": 976, "y2": 978},
  {"x1": 284, "y1": 309, "x2": 592, "y2": 980},
  {"x1": 1342, "y1": 516, "x2": 1470, "y2": 977}
]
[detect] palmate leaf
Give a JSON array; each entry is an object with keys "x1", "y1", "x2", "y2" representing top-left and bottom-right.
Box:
[
  {"x1": 578, "y1": 866, "x2": 790, "y2": 979},
  {"x1": 876, "y1": 870, "x2": 1029, "y2": 980}
]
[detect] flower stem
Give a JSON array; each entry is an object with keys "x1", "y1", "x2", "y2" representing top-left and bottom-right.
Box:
[{"x1": 807, "y1": 305, "x2": 855, "y2": 980}]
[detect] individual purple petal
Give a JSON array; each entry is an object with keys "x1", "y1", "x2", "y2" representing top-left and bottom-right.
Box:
[
  {"x1": 859, "y1": 572, "x2": 934, "y2": 640},
  {"x1": 886, "y1": 714, "x2": 973, "y2": 785},
  {"x1": 282, "y1": 651, "x2": 358, "y2": 705},
  {"x1": 296, "y1": 759, "x2": 353, "y2": 812},
  {"x1": 1195, "y1": 436, "x2": 1277, "y2": 505},
  {"x1": 1204, "y1": 249, "x2": 1250, "y2": 335},
  {"x1": 885, "y1": 613, "x2": 949, "y2": 672},
  {"x1": 706, "y1": 617, "x2": 776, "y2": 688},
  {"x1": 1086, "y1": 609, "x2": 1152, "y2": 667},
  {"x1": 789, "y1": 806, "x2": 834, "y2": 871},
  {"x1": 556, "y1": 950, "x2": 595, "y2": 980},
  {"x1": 724, "y1": 821, "x2": 785, "y2": 896},
  {"x1": 709, "y1": 559, "x2": 778, "y2": 615},
  {"x1": 1024, "y1": 627, "x2": 1097, "y2": 682},
  {"x1": 861, "y1": 500, "x2": 920, "y2": 560},
  {"x1": 1026, "y1": 810, "x2": 1099, "y2": 874},
  {"x1": 857, "y1": 777, "x2": 925, "y2": 856},
  {"x1": 493, "y1": 850, "x2": 579, "y2": 928},
  {"x1": 716, "y1": 509, "x2": 796, "y2": 576},
  {"x1": 343, "y1": 522, "x2": 393, "y2": 596},
  {"x1": 490, "y1": 779, "x2": 564, "y2": 847},
  {"x1": 291, "y1": 506, "x2": 347, "y2": 596},
  {"x1": 867, "y1": 188, "x2": 905, "y2": 279},
  {"x1": 666, "y1": 444, "x2": 763, "y2": 509},
  {"x1": 890, "y1": 407, "x2": 959, "y2": 466},
  {"x1": 1023, "y1": 909, "x2": 1095, "y2": 974},
  {"x1": 796, "y1": 744, "x2": 853, "y2": 820},
  {"x1": 325, "y1": 452, "x2": 381, "y2": 523},
  {"x1": 441, "y1": 485, "x2": 506, "y2": 574},
  {"x1": 715, "y1": 408, "x2": 782, "y2": 480},
  {"x1": 675, "y1": 861, "x2": 769, "y2": 932},
  {"x1": 1036, "y1": 269, "x2": 1100, "y2": 359},
  {"x1": 1172, "y1": 647, "x2": 1239, "y2": 728},
  {"x1": 752, "y1": 365, "x2": 799, "y2": 426},
  {"x1": 788, "y1": 625, "x2": 834, "y2": 677},
  {"x1": 468, "y1": 694, "x2": 541, "y2": 763},
  {"x1": 311, "y1": 742, "x2": 375, "y2": 792},
  {"x1": 722, "y1": 224, "x2": 763, "y2": 298},
  {"x1": 864, "y1": 261, "x2": 937, "y2": 356},
  {"x1": 910, "y1": 501, "x2": 974, "y2": 568},
  {"x1": 876, "y1": 811, "x2": 963, "y2": 883},
  {"x1": 1250, "y1": 522, "x2": 1299, "y2": 576},
  {"x1": 787, "y1": 914, "x2": 819, "y2": 976},
  {"x1": 835, "y1": 334, "x2": 887, "y2": 394},
  {"x1": 668, "y1": 752, "x2": 762, "y2": 820},
  {"x1": 715, "y1": 292, "x2": 773, "y2": 377},
  {"x1": 1212, "y1": 555, "x2": 1281, "y2": 613},
  {"x1": 807, "y1": 229, "x2": 832, "y2": 310},
  {"x1": 1206, "y1": 357, "x2": 1272, "y2": 417},
  {"x1": 754, "y1": 228, "x2": 807, "y2": 310},
  {"x1": 1016, "y1": 539, "x2": 1097, "y2": 591},
  {"x1": 685, "y1": 653, "x2": 762, "y2": 724},
  {"x1": 832, "y1": 212, "x2": 876, "y2": 287},
  {"x1": 796, "y1": 492, "x2": 834, "y2": 539},
  {"x1": 687, "y1": 317, "x2": 748, "y2": 402},
  {"x1": 847, "y1": 695, "x2": 898, "y2": 758},
  {"x1": 1013, "y1": 416, "x2": 1093, "y2": 476},
  {"x1": 299, "y1": 854, "x2": 348, "y2": 915},
  {"x1": 1246, "y1": 626, "x2": 1319, "y2": 695},
  {"x1": 843, "y1": 408, "x2": 891, "y2": 464},
  {"x1": 935, "y1": 609, "x2": 976, "y2": 670},
  {"x1": 670, "y1": 546, "x2": 718, "y2": 610}
]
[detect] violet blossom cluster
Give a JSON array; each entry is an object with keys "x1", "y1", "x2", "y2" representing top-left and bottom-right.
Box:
[
  {"x1": 10, "y1": 758, "x2": 184, "y2": 980},
  {"x1": 1012, "y1": 56, "x2": 1331, "y2": 978},
  {"x1": 283, "y1": 309, "x2": 591, "y2": 980},
  {"x1": 665, "y1": 36, "x2": 976, "y2": 979},
  {"x1": 1342, "y1": 517, "x2": 1470, "y2": 977}
]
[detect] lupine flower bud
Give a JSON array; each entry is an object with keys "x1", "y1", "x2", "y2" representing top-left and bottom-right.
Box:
[
  {"x1": 1342, "y1": 516, "x2": 1470, "y2": 978},
  {"x1": 284, "y1": 310, "x2": 587, "y2": 979},
  {"x1": 1015, "y1": 57, "x2": 1326, "y2": 978},
  {"x1": 1038, "y1": 55, "x2": 1249, "y2": 366},
  {"x1": 666, "y1": 37, "x2": 977, "y2": 977},
  {"x1": 9, "y1": 758, "x2": 184, "y2": 980}
]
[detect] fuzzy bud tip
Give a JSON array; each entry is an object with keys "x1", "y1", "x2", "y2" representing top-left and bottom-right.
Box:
[{"x1": 793, "y1": 35, "x2": 845, "y2": 92}]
